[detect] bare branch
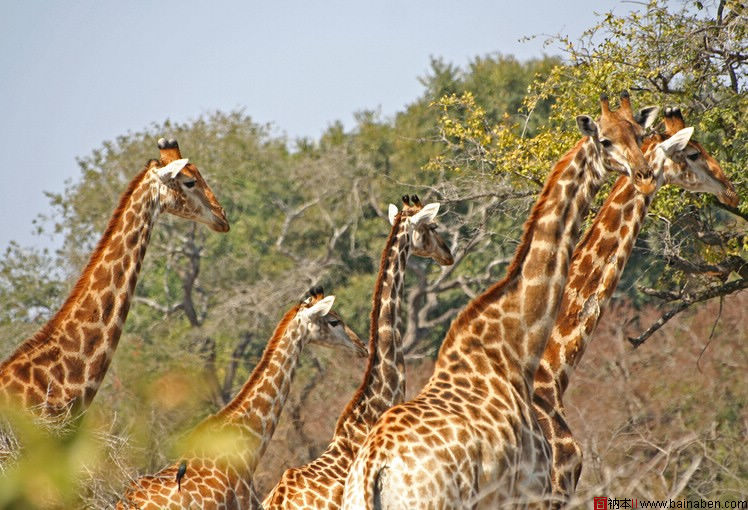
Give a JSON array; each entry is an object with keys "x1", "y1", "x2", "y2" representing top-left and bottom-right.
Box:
[
  {"x1": 221, "y1": 332, "x2": 254, "y2": 403},
  {"x1": 628, "y1": 278, "x2": 747, "y2": 347},
  {"x1": 714, "y1": 201, "x2": 748, "y2": 222},
  {"x1": 195, "y1": 336, "x2": 222, "y2": 408},
  {"x1": 436, "y1": 189, "x2": 536, "y2": 205},
  {"x1": 637, "y1": 287, "x2": 683, "y2": 301},
  {"x1": 177, "y1": 224, "x2": 202, "y2": 327},
  {"x1": 665, "y1": 252, "x2": 747, "y2": 279},
  {"x1": 273, "y1": 197, "x2": 322, "y2": 261},
  {"x1": 132, "y1": 296, "x2": 184, "y2": 315},
  {"x1": 287, "y1": 355, "x2": 324, "y2": 460}
]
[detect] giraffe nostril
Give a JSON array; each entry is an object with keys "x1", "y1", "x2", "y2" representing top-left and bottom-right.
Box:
[{"x1": 634, "y1": 173, "x2": 656, "y2": 195}]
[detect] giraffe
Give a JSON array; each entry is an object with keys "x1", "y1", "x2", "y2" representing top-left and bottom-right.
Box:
[
  {"x1": 0, "y1": 138, "x2": 229, "y2": 421},
  {"x1": 342, "y1": 92, "x2": 660, "y2": 510},
  {"x1": 532, "y1": 107, "x2": 740, "y2": 501},
  {"x1": 117, "y1": 287, "x2": 366, "y2": 510},
  {"x1": 262, "y1": 194, "x2": 455, "y2": 509}
]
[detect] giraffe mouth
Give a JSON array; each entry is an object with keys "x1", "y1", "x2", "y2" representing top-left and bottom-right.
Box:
[
  {"x1": 633, "y1": 170, "x2": 656, "y2": 196},
  {"x1": 209, "y1": 210, "x2": 230, "y2": 232},
  {"x1": 346, "y1": 326, "x2": 369, "y2": 357},
  {"x1": 718, "y1": 188, "x2": 739, "y2": 207},
  {"x1": 211, "y1": 217, "x2": 230, "y2": 233}
]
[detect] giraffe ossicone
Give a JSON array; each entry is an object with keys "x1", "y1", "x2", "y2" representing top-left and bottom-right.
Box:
[
  {"x1": 533, "y1": 107, "x2": 739, "y2": 502},
  {"x1": 0, "y1": 138, "x2": 229, "y2": 422},
  {"x1": 117, "y1": 288, "x2": 364, "y2": 509},
  {"x1": 342, "y1": 91, "x2": 660, "y2": 510},
  {"x1": 263, "y1": 194, "x2": 453, "y2": 509}
]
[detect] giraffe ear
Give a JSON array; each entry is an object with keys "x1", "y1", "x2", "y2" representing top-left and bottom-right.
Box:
[
  {"x1": 411, "y1": 202, "x2": 440, "y2": 225},
  {"x1": 576, "y1": 115, "x2": 598, "y2": 139},
  {"x1": 634, "y1": 106, "x2": 659, "y2": 130},
  {"x1": 388, "y1": 204, "x2": 399, "y2": 226},
  {"x1": 303, "y1": 295, "x2": 335, "y2": 318},
  {"x1": 659, "y1": 127, "x2": 694, "y2": 157},
  {"x1": 156, "y1": 158, "x2": 189, "y2": 182}
]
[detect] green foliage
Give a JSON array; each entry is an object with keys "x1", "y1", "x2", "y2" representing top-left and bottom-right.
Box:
[
  {"x1": 428, "y1": 0, "x2": 746, "y2": 304},
  {"x1": 0, "y1": 1, "x2": 744, "y2": 505},
  {"x1": 0, "y1": 406, "x2": 104, "y2": 509},
  {"x1": 0, "y1": 243, "x2": 62, "y2": 326}
]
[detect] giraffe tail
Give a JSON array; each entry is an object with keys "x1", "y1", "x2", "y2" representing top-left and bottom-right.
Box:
[
  {"x1": 361, "y1": 455, "x2": 389, "y2": 510},
  {"x1": 372, "y1": 466, "x2": 386, "y2": 510}
]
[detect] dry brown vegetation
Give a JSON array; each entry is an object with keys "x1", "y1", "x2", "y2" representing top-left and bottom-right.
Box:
[
  {"x1": 565, "y1": 295, "x2": 746, "y2": 504},
  {"x1": 251, "y1": 293, "x2": 747, "y2": 504},
  {"x1": 1, "y1": 3, "x2": 744, "y2": 506},
  {"x1": 13, "y1": 282, "x2": 731, "y2": 508},
  {"x1": 2, "y1": 289, "x2": 744, "y2": 508}
]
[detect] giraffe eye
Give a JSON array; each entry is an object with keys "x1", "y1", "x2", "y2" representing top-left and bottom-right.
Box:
[
  {"x1": 183, "y1": 180, "x2": 196, "y2": 189},
  {"x1": 328, "y1": 319, "x2": 341, "y2": 327},
  {"x1": 601, "y1": 139, "x2": 613, "y2": 148},
  {"x1": 687, "y1": 153, "x2": 699, "y2": 161}
]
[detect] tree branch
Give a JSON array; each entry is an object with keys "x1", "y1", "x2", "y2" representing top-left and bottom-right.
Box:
[
  {"x1": 628, "y1": 278, "x2": 747, "y2": 347},
  {"x1": 221, "y1": 332, "x2": 254, "y2": 403},
  {"x1": 273, "y1": 197, "x2": 322, "y2": 255},
  {"x1": 132, "y1": 296, "x2": 184, "y2": 315},
  {"x1": 288, "y1": 355, "x2": 324, "y2": 460},
  {"x1": 664, "y1": 252, "x2": 745, "y2": 279},
  {"x1": 714, "y1": 201, "x2": 748, "y2": 222}
]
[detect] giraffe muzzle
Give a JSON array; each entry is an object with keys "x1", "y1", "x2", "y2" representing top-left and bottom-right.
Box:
[
  {"x1": 438, "y1": 252, "x2": 455, "y2": 266},
  {"x1": 211, "y1": 209, "x2": 230, "y2": 232},
  {"x1": 633, "y1": 171, "x2": 656, "y2": 196},
  {"x1": 718, "y1": 188, "x2": 739, "y2": 207}
]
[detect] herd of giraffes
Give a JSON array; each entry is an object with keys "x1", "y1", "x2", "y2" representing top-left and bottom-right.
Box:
[{"x1": 0, "y1": 92, "x2": 739, "y2": 509}]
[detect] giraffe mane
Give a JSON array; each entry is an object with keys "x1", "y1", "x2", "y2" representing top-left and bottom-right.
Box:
[
  {"x1": 445, "y1": 138, "x2": 587, "y2": 340},
  {"x1": 215, "y1": 302, "x2": 303, "y2": 419},
  {"x1": 333, "y1": 210, "x2": 405, "y2": 433},
  {"x1": 0, "y1": 162, "x2": 155, "y2": 368},
  {"x1": 571, "y1": 131, "x2": 668, "y2": 258},
  {"x1": 641, "y1": 133, "x2": 664, "y2": 153}
]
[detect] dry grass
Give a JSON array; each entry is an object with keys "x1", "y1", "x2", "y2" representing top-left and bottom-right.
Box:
[
  {"x1": 255, "y1": 293, "x2": 746, "y2": 503},
  {"x1": 566, "y1": 294, "x2": 747, "y2": 504},
  {"x1": 1, "y1": 293, "x2": 744, "y2": 508}
]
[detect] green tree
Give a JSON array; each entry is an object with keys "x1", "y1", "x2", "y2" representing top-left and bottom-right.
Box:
[
  {"x1": 0, "y1": 243, "x2": 62, "y2": 327},
  {"x1": 429, "y1": 0, "x2": 746, "y2": 344}
]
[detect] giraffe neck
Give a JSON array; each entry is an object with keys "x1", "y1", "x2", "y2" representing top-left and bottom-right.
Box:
[
  {"x1": 436, "y1": 137, "x2": 606, "y2": 391},
  {"x1": 333, "y1": 215, "x2": 410, "y2": 445},
  {"x1": 534, "y1": 141, "x2": 666, "y2": 406},
  {"x1": 211, "y1": 308, "x2": 307, "y2": 475},
  {"x1": 0, "y1": 168, "x2": 162, "y2": 415}
]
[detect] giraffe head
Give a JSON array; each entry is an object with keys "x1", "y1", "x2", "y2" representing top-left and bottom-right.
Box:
[
  {"x1": 298, "y1": 287, "x2": 368, "y2": 357},
  {"x1": 387, "y1": 194, "x2": 454, "y2": 266},
  {"x1": 576, "y1": 91, "x2": 659, "y2": 194},
  {"x1": 152, "y1": 138, "x2": 230, "y2": 232},
  {"x1": 652, "y1": 108, "x2": 739, "y2": 207}
]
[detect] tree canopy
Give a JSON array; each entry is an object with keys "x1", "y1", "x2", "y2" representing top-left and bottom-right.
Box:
[{"x1": 0, "y1": 1, "x2": 745, "y2": 507}]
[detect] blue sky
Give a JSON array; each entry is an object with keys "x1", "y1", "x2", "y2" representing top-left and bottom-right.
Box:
[{"x1": 0, "y1": 0, "x2": 623, "y2": 252}]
